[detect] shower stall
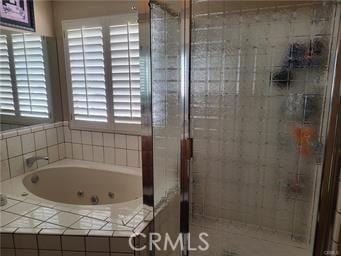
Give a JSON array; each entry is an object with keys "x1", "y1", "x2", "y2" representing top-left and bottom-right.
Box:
[
  {"x1": 139, "y1": 1, "x2": 341, "y2": 255},
  {"x1": 188, "y1": 1, "x2": 340, "y2": 256}
]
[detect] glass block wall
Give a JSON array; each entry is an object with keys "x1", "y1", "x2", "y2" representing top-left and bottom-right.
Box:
[
  {"x1": 151, "y1": 3, "x2": 181, "y2": 208},
  {"x1": 190, "y1": 1, "x2": 338, "y2": 244}
]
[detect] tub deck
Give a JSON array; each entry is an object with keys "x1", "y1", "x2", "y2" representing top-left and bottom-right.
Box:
[{"x1": 0, "y1": 159, "x2": 152, "y2": 235}]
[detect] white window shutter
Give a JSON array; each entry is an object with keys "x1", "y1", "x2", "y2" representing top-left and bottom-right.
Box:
[
  {"x1": 0, "y1": 35, "x2": 15, "y2": 116},
  {"x1": 67, "y1": 27, "x2": 107, "y2": 122},
  {"x1": 110, "y1": 23, "x2": 141, "y2": 124},
  {"x1": 12, "y1": 34, "x2": 49, "y2": 118}
]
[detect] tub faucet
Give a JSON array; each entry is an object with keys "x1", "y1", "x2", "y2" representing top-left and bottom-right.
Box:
[{"x1": 25, "y1": 156, "x2": 49, "y2": 168}]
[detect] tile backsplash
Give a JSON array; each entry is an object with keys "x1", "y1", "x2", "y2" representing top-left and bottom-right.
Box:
[
  {"x1": 64, "y1": 124, "x2": 141, "y2": 169},
  {"x1": 0, "y1": 121, "x2": 142, "y2": 182},
  {"x1": 1, "y1": 123, "x2": 65, "y2": 182}
]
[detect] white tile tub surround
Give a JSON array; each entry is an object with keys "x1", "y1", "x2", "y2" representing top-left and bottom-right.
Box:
[
  {"x1": 0, "y1": 196, "x2": 151, "y2": 256},
  {"x1": 34, "y1": 130, "x2": 47, "y2": 150},
  {"x1": 71, "y1": 130, "x2": 82, "y2": 144},
  {"x1": 0, "y1": 121, "x2": 142, "y2": 181},
  {"x1": 7, "y1": 136, "x2": 22, "y2": 158},
  {"x1": 0, "y1": 122, "x2": 65, "y2": 181},
  {"x1": 21, "y1": 133, "x2": 35, "y2": 154},
  {"x1": 81, "y1": 131, "x2": 92, "y2": 145},
  {"x1": 103, "y1": 133, "x2": 114, "y2": 148},
  {"x1": 1, "y1": 122, "x2": 145, "y2": 254},
  {"x1": 8, "y1": 156, "x2": 24, "y2": 178},
  {"x1": 63, "y1": 123, "x2": 141, "y2": 168},
  {"x1": 1, "y1": 157, "x2": 149, "y2": 230}
]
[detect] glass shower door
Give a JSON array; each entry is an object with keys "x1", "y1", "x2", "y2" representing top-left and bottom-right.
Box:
[
  {"x1": 151, "y1": 3, "x2": 181, "y2": 207},
  {"x1": 150, "y1": 1, "x2": 184, "y2": 256},
  {"x1": 189, "y1": 1, "x2": 340, "y2": 256}
]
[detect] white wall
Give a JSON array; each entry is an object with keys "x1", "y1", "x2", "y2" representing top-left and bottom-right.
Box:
[{"x1": 34, "y1": 0, "x2": 54, "y2": 37}]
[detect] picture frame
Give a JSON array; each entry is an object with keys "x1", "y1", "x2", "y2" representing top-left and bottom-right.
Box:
[{"x1": 0, "y1": 0, "x2": 35, "y2": 32}]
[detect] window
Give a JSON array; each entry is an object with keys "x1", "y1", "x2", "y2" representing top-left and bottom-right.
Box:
[
  {"x1": 12, "y1": 34, "x2": 49, "y2": 118},
  {"x1": 0, "y1": 33, "x2": 51, "y2": 122},
  {"x1": 0, "y1": 35, "x2": 15, "y2": 116},
  {"x1": 63, "y1": 15, "x2": 141, "y2": 132},
  {"x1": 67, "y1": 27, "x2": 107, "y2": 122},
  {"x1": 110, "y1": 23, "x2": 141, "y2": 124}
]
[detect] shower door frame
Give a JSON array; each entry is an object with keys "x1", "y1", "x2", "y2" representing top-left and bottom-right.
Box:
[
  {"x1": 140, "y1": 0, "x2": 341, "y2": 255},
  {"x1": 139, "y1": 0, "x2": 192, "y2": 255},
  {"x1": 180, "y1": 0, "x2": 192, "y2": 237},
  {"x1": 138, "y1": 0, "x2": 154, "y2": 208},
  {"x1": 314, "y1": 14, "x2": 341, "y2": 255},
  {"x1": 139, "y1": 0, "x2": 192, "y2": 208}
]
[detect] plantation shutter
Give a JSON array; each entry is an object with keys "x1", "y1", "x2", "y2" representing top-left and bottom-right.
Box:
[
  {"x1": 12, "y1": 34, "x2": 49, "y2": 118},
  {"x1": 67, "y1": 27, "x2": 107, "y2": 122},
  {"x1": 110, "y1": 23, "x2": 141, "y2": 124},
  {"x1": 0, "y1": 35, "x2": 15, "y2": 116}
]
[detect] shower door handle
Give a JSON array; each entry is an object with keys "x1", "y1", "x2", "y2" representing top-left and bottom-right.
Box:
[
  {"x1": 180, "y1": 137, "x2": 193, "y2": 234},
  {"x1": 183, "y1": 137, "x2": 193, "y2": 160}
]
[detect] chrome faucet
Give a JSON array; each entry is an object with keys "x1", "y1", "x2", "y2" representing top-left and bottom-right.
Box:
[{"x1": 25, "y1": 156, "x2": 49, "y2": 168}]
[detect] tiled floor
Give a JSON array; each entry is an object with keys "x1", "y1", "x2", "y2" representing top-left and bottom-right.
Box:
[
  {"x1": 190, "y1": 215, "x2": 311, "y2": 256},
  {"x1": 0, "y1": 195, "x2": 152, "y2": 236}
]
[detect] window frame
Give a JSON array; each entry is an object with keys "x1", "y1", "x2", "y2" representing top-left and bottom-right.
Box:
[
  {"x1": 0, "y1": 31, "x2": 53, "y2": 126},
  {"x1": 62, "y1": 15, "x2": 142, "y2": 135}
]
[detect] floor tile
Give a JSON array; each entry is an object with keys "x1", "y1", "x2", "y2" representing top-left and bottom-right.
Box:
[{"x1": 46, "y1": 212, "x2": 81, "y2": 227}]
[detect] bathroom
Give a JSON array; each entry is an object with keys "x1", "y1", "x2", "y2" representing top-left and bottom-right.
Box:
[{"x1": 0, "y1": 0, "x2": 340, "y2": 255}]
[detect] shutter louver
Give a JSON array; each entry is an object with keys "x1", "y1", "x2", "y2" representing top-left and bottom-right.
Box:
[
  {"x1": 0, "y1": 35, "x2": 15, "y2": 116},
  {"x1": 12, "y1": 34, "x2": 49, "y2": 118},
  {"x1": 67, "y1": 27, "x2": 107, "y2": 122},
  {"x1": 110, "y1": 23, "x2": 141, "y2": 124}
]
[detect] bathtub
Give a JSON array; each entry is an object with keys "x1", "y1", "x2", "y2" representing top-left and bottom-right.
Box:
[
  {"x1": 0, "y1": 159, "x2": 151, "y2": 254},
  {"x1": 1, "y1": 159, "x2": 144, "y2": 222}
]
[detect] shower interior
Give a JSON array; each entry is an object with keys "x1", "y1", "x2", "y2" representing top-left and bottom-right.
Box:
[
  {"x1": 188, "y1": 1, "x2": 339, "y2": 256},
  {"x1": 148, "y1": 1, "x2": 340, "y2": 255}
]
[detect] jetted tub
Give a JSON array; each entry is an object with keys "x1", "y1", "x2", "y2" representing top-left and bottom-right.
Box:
[
  {"x1": 0, "y1": 159, "x2": 151, "y2": 251},
  {"x1": 1, "y1": 159, "x2": 143, "y2": 206}
]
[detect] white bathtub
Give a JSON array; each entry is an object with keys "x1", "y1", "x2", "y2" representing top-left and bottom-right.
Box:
[
  {"x1": 0, "y1": 159, "x2": 151, "y2": 232},
  {"x1": 1, "y1": 159, "x2": 143, "y2": 207}
]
